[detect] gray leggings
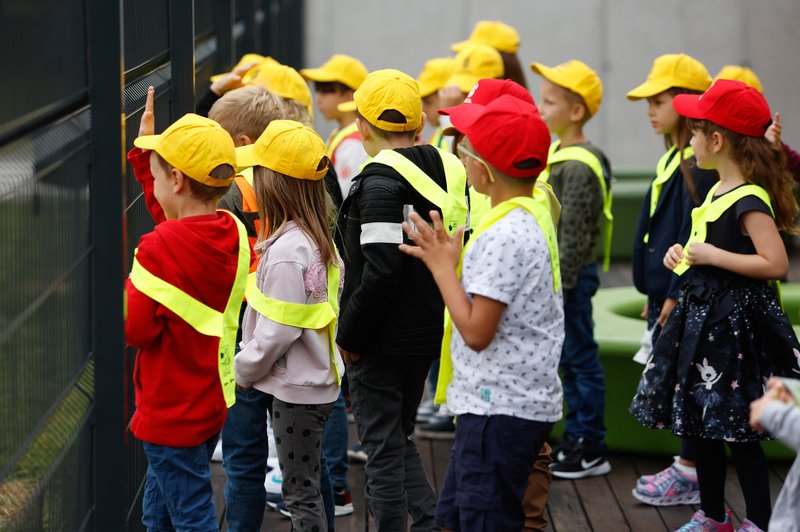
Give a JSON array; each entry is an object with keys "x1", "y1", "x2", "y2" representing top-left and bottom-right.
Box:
[{"x1": 272, "y1": 398, "x2": 334, "y2": 532}]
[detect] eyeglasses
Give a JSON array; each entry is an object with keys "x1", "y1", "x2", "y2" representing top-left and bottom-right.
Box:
[{"x1": 457, "y1": 144, "x2": 496, "y2": 183}]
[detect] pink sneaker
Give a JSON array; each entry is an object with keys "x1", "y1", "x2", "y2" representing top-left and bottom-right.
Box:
[
  {"x1": 633, "y1": 465, "x2": 700, "y2": 506},
  {"x1": 736, "y1": 519, "x2": 764, "y2": 532},
  {"x1": 674, "y1": 509, "x2": 734, "y2": 532}
]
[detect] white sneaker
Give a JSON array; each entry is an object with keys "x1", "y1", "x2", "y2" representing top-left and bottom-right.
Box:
[
  {"x1": 211, "y1": 439, "x2": 223, "y2": 462},
  {"x1": 265, "y1": 465, "x2": 283, "y2": 495}
]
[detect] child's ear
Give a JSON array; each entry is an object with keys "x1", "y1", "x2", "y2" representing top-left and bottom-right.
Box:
[
  {"x1": 355, "y1": 117, "x2": 370, "y2": 141},
  {"x1": 415, "y1": 113, "x2": 427, "y2": 137},
  {"x1": 171, "y1": 168, "x2": 186, "y2": 193},
  {"x1": 569, "y1": 102, "x2": 587, "y2": 124},
  {"x1": 710, "y1": 131, "x2": 725, "y2": 154},
  {"x1": 237, "y1": 133, "x2": 253, "y2": 146}
]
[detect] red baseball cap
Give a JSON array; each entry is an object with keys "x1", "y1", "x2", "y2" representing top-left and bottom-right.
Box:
[
  {"x1": 672, "y1": 79, "x2": 772, "y2": 137},
  {"x1": 439, "y1": 78, "x2": 535, "y2": 115},
  {"x1": 448, "y1": 94, "x2": 550, "y2": 179}
]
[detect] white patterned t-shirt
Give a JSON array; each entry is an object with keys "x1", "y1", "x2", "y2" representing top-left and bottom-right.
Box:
[{"x1": 446, "y1": 207, "x2": 564, "y2": 422}]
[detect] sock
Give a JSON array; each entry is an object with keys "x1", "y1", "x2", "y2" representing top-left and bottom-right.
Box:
[{"x1": 673, "y1": 459, "x2": 697, "y2": 477}]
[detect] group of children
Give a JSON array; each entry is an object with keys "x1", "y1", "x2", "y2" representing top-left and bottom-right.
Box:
[{"x1": 123, "y1": 18, "x2": 800, "y2": 532}]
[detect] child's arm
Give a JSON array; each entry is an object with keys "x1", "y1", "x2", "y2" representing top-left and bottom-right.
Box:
[
  {"x1": 400, "y1": 211, "x2": 505, "y2": 351},
  {"x1": 127, "y1": 86, "x2": 166, "y2": 224},
  {"x1": 681, "y1": 210, "x2": 788, "y2": 280},
  {"x1": 751, "y1": 378, "x2": 800, "y2": 451}
]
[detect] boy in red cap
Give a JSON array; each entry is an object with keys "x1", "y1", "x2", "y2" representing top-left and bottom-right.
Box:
[
  {"x1": 126, "y1": 88, "x2": 254, "y2": 530},
  {"x1": 401, "y1": 94, "x2": 564, "y2": 530}
]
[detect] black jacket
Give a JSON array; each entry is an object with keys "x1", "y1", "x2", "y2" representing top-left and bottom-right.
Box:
[
  {"x1": 336, "y1": 145, "x2": 449, "y2": 358},
  {"x1": 632, "y1": 155, "x2": 717, "y2": 301}
]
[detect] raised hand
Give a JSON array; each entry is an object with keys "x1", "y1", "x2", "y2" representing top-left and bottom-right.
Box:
[
  {"x1": 765, "y1": 112, "x2": 781, "y2": 147},
  {"x1": 210, "y1": 61, "x2": 259, "y2": 96},
  {"x1": 138, "y1": 86, "x2": 155, "y2": 138},
  {"x1": 399, "y1": 210, "x2": 464, "y2": 279}
]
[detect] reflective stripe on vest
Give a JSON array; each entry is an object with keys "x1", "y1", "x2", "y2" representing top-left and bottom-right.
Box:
[
  {"x1": 370, "y1": 147, "x2": 468, "y2": 235},
  {"x1": 434, "y1": 196, "x2": 561, "y2": 404},
  {"x1": 643, "y1": 145, "x2": 694, "y2": 244},
  {"x1": 326, "y1": 122, "x2": 360, "y2": 158},
  {"x1": 128, "y1": 210, "x2": 249, "y2": 407},
  {"x1": 429, "y1": 127, "x2": 448, "y2": 151},
  {"x1": 539, "y1": 141, "x2": 614, "y2": 271},
  {"x1": 245, "y1": 262, "x2": 343, "y2": 385},
  {"x1": 673, "y1": 182, "x2": 774, "y2": 276}
]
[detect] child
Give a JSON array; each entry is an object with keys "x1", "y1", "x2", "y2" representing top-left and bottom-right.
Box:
[
  {"x1": 625, "y1": 53, "x2": 719, "y2": 505},
  {"x1": 126, "y1": 88, "x2": 252, "y2": 531},
  {"x1": 300, "y1": 54, "x2": 369, "y2": 198},
  {"x1": 335, "y1": 68, "x2": 467, "y2": 530},
  {"x1": 401, "y1": 93, "x2": 563, "y2": 530},
  {"x1": 630, "y1": 79, "x2": 800, "y2": 532},
  {"x1": 749, "y1": 377, "x2": 800, "y2": 532},
  {"x1": 450, "y1": 20, "x2": 528, "y2": 88},
  {"x1": 530, "y1": 59, "x2": 613, "y2": 478},
  {"x1": 416, "y1": 57, "x2": 456, "y2": 151},
  {"x1": 226, "y1": 120, "x2": 344, "y2": 532}
]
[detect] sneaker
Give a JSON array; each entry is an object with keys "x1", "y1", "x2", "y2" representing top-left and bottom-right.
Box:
[
  {"x1": 264, "y1": 467, "x2": 283, "y2": 495},
  {"x1": 550, "y1": 446, "x2": 611, "y2": 479},
  {"x1": 333, "y1": 489, "x2": 354, "y2": 516},
  {"x1": 266, "y1": 491, "x2": 283, "y2": 510},
  {"x1": 632, "y1": 465, "x2": 700, "y2": 506},
  {"x1": 274, "y1": 499, "x2": 291, "y2": 518},
  {"x1": 637, "y1": 456, "x2": 682, "y2": 486},
  {"x1": 211, "y1": 439, "x2": 223, "y2": 462},
  {"x1": 736, "y1": 519, "x2": 765, "y2": 532},
  {"x1": 550, "y1": 438, "x2": 579, "y2": 464},
  {"x1": 347, "y1": 442, "x2": 368, "y2": 463},
  {"x1": 416, "y1": 414, "x2": 455, "y2": 439},
  {"x1": 674, "y1": 509, "x2": 733, "y2": 532},
  {"x1": 416, "y1": 398, "x2": 438, "y2": 423}
]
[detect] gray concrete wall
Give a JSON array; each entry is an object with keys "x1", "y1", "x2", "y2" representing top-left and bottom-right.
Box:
[{"x1": 304, "y1": 0, "x2": 800, "y2": 169}]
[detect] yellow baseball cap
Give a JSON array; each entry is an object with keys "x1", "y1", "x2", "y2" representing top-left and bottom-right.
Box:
[
  {"x1": 353, "y1": 69, "x2": 422, "y2": 132},
  {"x1": 236, "y1": 120, "x2": 328, "y2": 181},
  {"x1": 531, "y1": 60, "x2": 603, "y2": 116},
  {"x1": 300, "y1": 54, "x2": 368, "y2": 91},
  {"x1": 451, "y1": 20, "x2": 520, "y2": 54},
  {"x1": 134, "y1": 114, "x2": 237, "y2": 187},
  {"x1": 627, "y1": 53, "x2": 712, "y2": 100},
  {"x1": 210, "y1": 54, "x2": 275, "y2": 83},
  {"x1": 246, "y1": 63, "x2": 313, "y2": 112},
  {"x1": 417, "y1": 57, "x2": 457, "y2": 98},
  {"x1": 337, "y1": 101, "x2": 357, "y2": 113},
  {"x1": 715, "y1": 65, "x2": 764, "y2": 94},
  {"x1": 446, "y1": 43, "x2": 504, "y2": 94}
]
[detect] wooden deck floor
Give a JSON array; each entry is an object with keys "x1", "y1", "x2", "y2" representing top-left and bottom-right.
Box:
[{"x1": 211, "y1": 428, "x2": 791, "y2": 531}]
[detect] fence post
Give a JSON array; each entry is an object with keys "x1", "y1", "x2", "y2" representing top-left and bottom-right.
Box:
[
  {"x1": 214, "y1": 0, "x2": 235, "y2": 74},
  {"x1": 169, "y1": 0, "x2": 196, "y2": 118},
  {"x1": 88, "y1": 0, "x2": 127, "y2": 529}
]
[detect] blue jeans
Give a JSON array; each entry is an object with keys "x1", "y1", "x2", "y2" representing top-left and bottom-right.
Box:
[
  {"x1": 560, "y1": 263, "x2": 606, "y2": 451},
  {"x1": 322, "y1": 391, "x2": 349, "y2": 491},
  {"x1": 222, "y1": 387, "x2": 335, "y2": 531},
  {"x1": 141, "y1": 437, "x2": 218, "y2": 532}
]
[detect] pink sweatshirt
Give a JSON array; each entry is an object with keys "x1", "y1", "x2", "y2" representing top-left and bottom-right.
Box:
[{"x1": 235, "y1": 221, "x2": 344, "y2": 404}]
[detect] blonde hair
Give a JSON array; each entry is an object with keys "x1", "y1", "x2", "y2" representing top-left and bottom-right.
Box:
[
  {"x1": 281, "y1": 98, "x2": 313, "y2": 127},
  {"x1": 253, "y1": 167, "x2": 337, "y2": 265},
  {"x1": 209, "y1": 86, "x2": 286, "y2": 141}
]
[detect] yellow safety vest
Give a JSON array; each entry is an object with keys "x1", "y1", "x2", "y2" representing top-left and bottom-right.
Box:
[
  {"x1": 370, "y1": 147, "x2": 468, "y2": 235},
  {"x1": 326, "y1": 122, "x2": 359, "y2": 158},
  {"x1": 643, "y1": 145, "x2": 694, "y2": 244},
  {"x1": 244, "y1": 261, "x2": 343, "y2": 385},
  {"x1": 539, "y1": 141, "x2": 614, "y2": 271},
  {"x1": 673, "y1": 182, "x2": 774, "y2": 275},
  {"x1": 434, "y1": 196, "x2": 561, "y2": 404},
  {"x1": 128, "y1": 210, "x2": 250, "y2": 407},
  {"x1": 469, "y1": 181, "x2": 561, "y2": 234},
  {"x1": 429, "y1": 127, "x2": 448, "y2": 151}
]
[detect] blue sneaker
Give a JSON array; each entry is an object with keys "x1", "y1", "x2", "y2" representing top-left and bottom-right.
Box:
[
  {"x1": 274, "y1": 499, "x2": 291, "y2": 518},
  {"x1": 266, "y1": 491, "x2": 283, "y2": 510},
  {"x1": 674, "y1": 509, "x2": 733, "y2": 532}
]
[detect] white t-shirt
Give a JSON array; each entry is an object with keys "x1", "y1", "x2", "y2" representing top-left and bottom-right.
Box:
[
  {"x1": 446, "y1": 208, "x2": 564, "y2": 422},
  {"x1": 333, "y1": 137, "x2": 369, "y2": 199}
]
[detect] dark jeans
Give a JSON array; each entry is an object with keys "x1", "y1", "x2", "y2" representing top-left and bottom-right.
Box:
[
  {"x1": 323, "y1": 390, "x2": 349, "y2": 491},
  {"x1": 222, "y1": 387, "x2": 335, "y2": 531},
  {"x1": 560, "y1": 263, "x2": 606, "y2": 451},
  {"x1": 141, "y1": 437, "x2": 218, "y2": 532},
  {"x1": 348, "y1": 355, "x2": 437, "y2": 532},
  {"x1": 436, "y1": 414, "x2": 553, "y2": 532}
]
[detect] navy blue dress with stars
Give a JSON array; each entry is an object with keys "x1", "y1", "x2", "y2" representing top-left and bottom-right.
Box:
[{"x1": 629, "y1": 187, "x2": 800, "y2": 442}]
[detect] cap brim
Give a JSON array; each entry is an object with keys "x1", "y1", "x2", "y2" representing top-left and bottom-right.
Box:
[
  {"x1": 235, "y1": 144, "x2": 261, "y2": 169},
  {"x1": 337, "y1": 101, "x2": 357, "y2": 112},
  {"x1": 447, "y1": 101, "x2": 487, "y2": 137},
  {"x1": 418, "y1": 82, "x2": 437, "y2": 98},
  {"x1": 300, "y1": 67, "x2": 338, "y2": 83},
  {"x1": 671, "y1": 93, "x2": 704, "y2": 120},
  {"x1": 446, "y1": 72, "x2": 480, "y2": 94},
  {"x1": 441, "y1": 126, "x2": 458, "y2": 136},
  {"x1": 450, "y1": 39, "x2": 470, "y2": 53},
  {"x1": 626, "y1": 80, "x2": 672, "y2": 101},
  {"x1": 133, "y1": 134, "x2": 162, "y2": 151}
]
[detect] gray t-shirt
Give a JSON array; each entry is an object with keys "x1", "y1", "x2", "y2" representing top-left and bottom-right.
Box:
[{"x1": 446, "y1": 208, "x2": 564, "y2": 422}]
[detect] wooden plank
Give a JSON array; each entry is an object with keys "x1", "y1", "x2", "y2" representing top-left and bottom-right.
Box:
[
  {"x1": 572, "y1": 473, "x2": 630, "y2": 531},
  {"x1": 606, "y1": 455, "x2": 666, "y2": 531},
  {"x1": 547, "y1": 479, "x2": 591, "y2": 532}
]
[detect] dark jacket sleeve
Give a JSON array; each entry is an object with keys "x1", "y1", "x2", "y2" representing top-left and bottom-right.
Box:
[
  {"x1": 336, "y1": 177, "x2": 407, "y2": 354},
  {"x1": 631, "y1": 185, "x2": 653, "y2": 296},
  {"x1": 782, "y1": 142, "x2": 800, "y2": 184},
  {"x1": 196, "y1": 89, "x2": 222, "y2": 118}
]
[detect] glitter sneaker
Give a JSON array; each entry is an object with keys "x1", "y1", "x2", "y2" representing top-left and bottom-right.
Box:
[
  {"x1": 736, "y1": 519, "x2": 765, "y2": 532},
  {"x1": 633, "y1": 464, "x2": 700, "y2": 506},
  {"x1": 674, "y1": 509, "x2": 734, "y2": 532}
]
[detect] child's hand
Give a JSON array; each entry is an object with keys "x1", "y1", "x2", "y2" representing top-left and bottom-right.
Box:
[
  {"x1": 400, "y1": 210, "x2": 464, "y2": 279},
  {"x1": 765, "y1": 112, "x2": 782, "y2": 148},
  {"x1": 210, "y1": 61, "x2": 259, "y2": 96},
  {"x1": 657, "y1": 297, "x2": 677, "y2": 327},
  {"x1": 138, "y1": 86, "x2": 155, "y2": 138},
  {"x1": 749, "y1": 393, "x2": 772, "y2": 431},
  {"x1": 684, "y1": 242, "x2": 718, "y2": 267},
  {"x1": 663, "y1": 243, "x2": 684, "y2": 270}
]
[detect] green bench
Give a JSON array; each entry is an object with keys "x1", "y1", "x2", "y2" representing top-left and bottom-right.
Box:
[{"x1": 552, "y1": 284, "x2": 799, "y2": 459}]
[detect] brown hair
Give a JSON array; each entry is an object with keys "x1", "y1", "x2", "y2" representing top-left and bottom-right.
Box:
[
  {"x1": 356, "y1": 110, "x2": 416, "y2": 141},
  {"x1": 209, "y1": 86, "x2": 286, "y2": 142},
  {"x1": 155, "y1": 153, "x2": 233, "y2": 202},
  {"x1": 281, "y1": 98, "x2": 312, "y2": 127},
  {"x1": 252, "y1": 166, "x2": 338, "y2": 265},
  {"x1": 692, "y1": 119, "x2": 799, "y2": 233},
  {"x1": 664, "y1": 88, "x2": 705, "y2": 204},
  {"x1": 499, "y1": 51, "x2": 526, "y2": 89}
]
